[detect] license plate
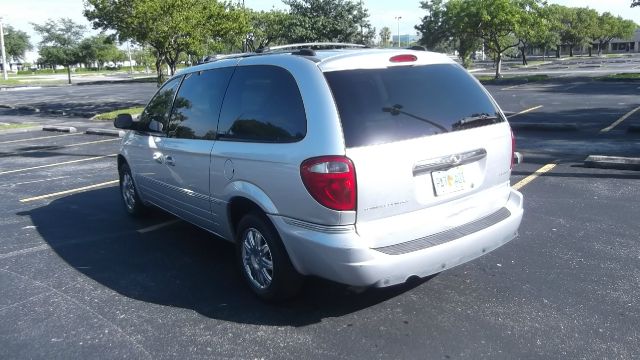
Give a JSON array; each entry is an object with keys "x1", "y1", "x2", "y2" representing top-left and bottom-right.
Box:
[{"x1": 432, "y1": 165, "x2": 467, "y2": 196}]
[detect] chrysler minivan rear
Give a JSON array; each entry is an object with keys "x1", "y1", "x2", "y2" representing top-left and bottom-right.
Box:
[{"x1": 276, "y1": 51, "x2": 524, "y2": 287}]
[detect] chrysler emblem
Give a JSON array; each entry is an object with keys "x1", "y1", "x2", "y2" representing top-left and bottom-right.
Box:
[{"x1": 449, "y1": 154, "x2": 462, "y2": 165}]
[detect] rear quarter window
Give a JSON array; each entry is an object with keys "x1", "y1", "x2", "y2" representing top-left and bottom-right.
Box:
[
  {"x1": 324, "y1": 63, "x2": 504, "y2": 148},
  {"x1": 217, "y1": 65, "x2": 306, "y2": 143}
]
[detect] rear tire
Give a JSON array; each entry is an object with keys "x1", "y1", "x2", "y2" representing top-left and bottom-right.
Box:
[
  {"x1": 236, "y1": 212, "x2": 302, "y2": 301},
  {"x1": 119, "y1": 163, "x2": 148, "y2": 217}
]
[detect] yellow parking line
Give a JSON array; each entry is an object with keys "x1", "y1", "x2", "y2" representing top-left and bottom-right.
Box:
[
  {"x1": 512, "y1": 163, "x2": 556, "y2": 190},
  {"x1": 0, "y1": 154, "x2": 117, "y2": 175},
  {"x1": 507, "y1": 105, "x2": 543, "y2": 119},
  {"x1": 600, "y1": 105, "x2": 640, "y2": 133},
  {"x1": 0, "y1": 132, "x2": 82, "y2": 145},
  {"x1": 20, "y1": 180, "x2": 119, "y2": 203}
]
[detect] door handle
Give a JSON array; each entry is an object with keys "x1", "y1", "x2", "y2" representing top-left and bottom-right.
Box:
[
  {"x1": 153, "y1": 152, "x2": 163, "y2": 163},
  {"x1": 164, "y1": 155, "x2": 175, "y2": 166}
]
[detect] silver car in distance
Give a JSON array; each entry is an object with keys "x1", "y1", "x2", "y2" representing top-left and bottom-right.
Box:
[{"x1": 114, "y1": 43, "x2": 524, "y2": 301}]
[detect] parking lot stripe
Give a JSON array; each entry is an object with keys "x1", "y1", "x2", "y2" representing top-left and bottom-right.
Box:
[
  {"x1": 512, "y1": 163, "x2": 556, "y2": 190},
  {"x1": 0, "y1": 154, "x2": 117, "y2": 175},
  {"x1": 137, "y1": 219, "x2": 181, "y2": 233},
  {"x1": 8, "y1": 176, "x2": 69, "y2": 186},
  {"x1": 507, "y1": 105, "x2": 543, "y2": 118},
  {"x1": 0, "y1": 132, "x2": 83, "y2": 145},
  {"x1": 19, "y1": 180, "x2": 119, "y2": 203},
  {"x1": 1, "y1": 138, "x2": 119, "y2": 157},
  {"x1": 600, "y1": 105, "x2": 640, "y2": 133}
]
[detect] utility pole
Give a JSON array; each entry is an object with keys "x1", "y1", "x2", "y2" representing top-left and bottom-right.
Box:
[
  {"x1": 360, "y1": 0, "x2": 364, "y2": 44},
  {"x1": 394, "y1": 16, "x2": 402, "y2": 48},
  {"x1": 0, "y1": 18, "x2": 8, "y2": 80}
]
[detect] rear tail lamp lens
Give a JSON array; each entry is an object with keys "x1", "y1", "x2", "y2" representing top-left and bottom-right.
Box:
[{"x1": 300, "y1": 156, "x2": 356, "y2": 211}]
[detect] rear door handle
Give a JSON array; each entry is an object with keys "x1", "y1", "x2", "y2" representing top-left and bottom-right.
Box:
[{"x1": 164, "y1": 155, "x2": 175, "y2": 166}]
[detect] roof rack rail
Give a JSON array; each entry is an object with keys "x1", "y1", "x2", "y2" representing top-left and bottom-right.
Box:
[
  {"x1": 259, "y1": 42, "x2": 367, "y2": 53},
  {"x1": 200, "y1": 42, "x2": 368, "y2": 64}
]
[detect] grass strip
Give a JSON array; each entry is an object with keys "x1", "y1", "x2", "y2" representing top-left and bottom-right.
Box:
[
  {"x1": 597, "y1": 73, "x2": 640, "y2": 81},
  {"x1": 0, "y1": 123, "x2": 35, "y2": 130},
  {"x1": 93, "y1": 107, "x2": 145, "y2": 121},
  {"x1": 476, "y1": 74, "x2": 549, "y2": 85}
]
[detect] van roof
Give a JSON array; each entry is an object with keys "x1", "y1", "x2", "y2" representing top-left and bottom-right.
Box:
[{"x1": 181, "y1": 43, "x2": 456, "y2": 75}]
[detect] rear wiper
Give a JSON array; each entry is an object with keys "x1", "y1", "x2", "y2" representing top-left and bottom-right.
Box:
[
  {"x1": 452, "y1": 113, "x2": 500, "y2": 130},
  {"x1": 382, "y1": 104, "x2": 449, "y2": 133}
]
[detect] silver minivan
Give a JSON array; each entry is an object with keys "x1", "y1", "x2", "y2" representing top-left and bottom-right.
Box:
[{"x1": 114, "y1": 44, "x2": 524, "y2": 301}]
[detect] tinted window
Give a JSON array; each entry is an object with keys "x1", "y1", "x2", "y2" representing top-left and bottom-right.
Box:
[
  {"x1": 324, "y1": 64, "x2": 504, "y2": 148},
  {"x1": 168, "y1": 67, "x2": 234, "y2": 140},
  {"x1": 217, "y1": 65, "x2": 306, "y2": 143},
  {"x1": 138, "y1": 76, "x2": 182, "y2": 133}
]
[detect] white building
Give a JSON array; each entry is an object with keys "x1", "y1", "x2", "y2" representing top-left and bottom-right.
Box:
[{"x1": 606, "y1": 29, "x2": 640, "y2": 53}]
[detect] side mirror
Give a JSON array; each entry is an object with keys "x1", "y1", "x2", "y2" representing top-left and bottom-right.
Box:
[{"x1": 114, "y1": 113, "x2": 134, "y2": 129}]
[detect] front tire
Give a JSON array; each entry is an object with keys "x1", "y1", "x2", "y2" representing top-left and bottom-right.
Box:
[
  {"x1": 119, "y1": 163, "x2": 148, "y2": 217},
  {"x1": 236, "y1": 212, "x2": 302, "y2": 301}
]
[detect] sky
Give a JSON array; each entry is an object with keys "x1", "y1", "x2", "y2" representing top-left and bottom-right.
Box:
[{"x1": 2, "y1": 0, "x2": 640, "y2": 62}]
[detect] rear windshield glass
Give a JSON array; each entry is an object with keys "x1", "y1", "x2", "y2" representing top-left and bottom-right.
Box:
[{"x1": 324, "y1": 63, "x2": 504, "y2": 148}]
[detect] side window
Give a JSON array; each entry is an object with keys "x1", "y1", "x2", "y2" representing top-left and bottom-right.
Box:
[
  {"x1": 217, "y1": 65, "x2": 306, "y2": 143},
  {"x1": 168, "y1": 67, "x2": 234, "y2": 140},
  {"x1": 137, "y1": 76, "x2": 182, "y2": 133}
]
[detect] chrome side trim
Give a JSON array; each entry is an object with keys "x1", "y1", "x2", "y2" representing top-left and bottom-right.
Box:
[
  {"x1": 281, "y1": 217, "x2": 355, "y2": 234},
  {"x1": 139, "y1": 176, "x2": 210, "y2": 201},
  {"x1": 413, "y1": 148, "x2": 487, "y2": 175},
  {"x1": 373, "y1": 207, "x2": 511, "y2": 255}
]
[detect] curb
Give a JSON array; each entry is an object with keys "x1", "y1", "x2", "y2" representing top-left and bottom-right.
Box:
[
  {"x1": 85, "y1": 128, "x2": 124, "y2": 137},
  {"x1": 510, "y1": 122, "x2": 578, "y2": 131},
  {"x1": 584, "y1": 155, "x2": 640, "y2": 171},
  {"x1": 42, "y1": 126, "x2": 77, "y2": 133}
]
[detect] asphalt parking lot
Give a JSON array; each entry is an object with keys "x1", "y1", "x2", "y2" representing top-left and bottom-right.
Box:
[{"x1": 1, "y1": 77, "x2": 639, "y2": 359}]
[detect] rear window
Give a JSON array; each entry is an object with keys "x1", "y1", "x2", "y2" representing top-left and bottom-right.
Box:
[{"x1": 324, "y1": 63, "x2": 504, "y2": 148}]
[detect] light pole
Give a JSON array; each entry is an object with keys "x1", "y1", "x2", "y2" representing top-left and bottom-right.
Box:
[
  {"x1": 126, "y1": 40, "x2": 134, "y2": 77},
  {"x1": 394, "y1": 16, "x2": 402, "y2": 48},
  {"x1": 0, "y1": 17, "x2": 8, "y2": 80}
]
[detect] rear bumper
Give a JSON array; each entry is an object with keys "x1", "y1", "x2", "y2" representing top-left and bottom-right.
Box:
[{"x1": 271, "y1": 188, "x2": 524, "y2": 287}]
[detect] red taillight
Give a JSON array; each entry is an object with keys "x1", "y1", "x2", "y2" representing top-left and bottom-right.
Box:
[
  {"x1": 389, "y1": 54, "x2": 417, "y2": 63},
  {"x1": 511, "y1": 129, "x2": 516, "y2": 169},
  {"x1": 300, "y1": 156, "x2": 356, "y2": 211}
]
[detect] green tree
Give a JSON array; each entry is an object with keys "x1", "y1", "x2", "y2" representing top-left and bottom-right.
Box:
[
  {"x1": 415, "y1": 0, "x2": 450, "y2": 51},
  {"x1": 283, "y1": 0, "x2": 375, "y2": 44},
  {"x1": 32, "y1": 18, "x2": 85, "y2": 84},
  {"x1": 84, "y1": 0, "x2": 248, "y2": 84},
  {"x1": 379, "y1": 27, "x2": 391, "y2": 47},
  {"x1": 554, "y1": 6, "x2": 598, "y2": 57},
  {"x1": 132, "y1": 45, "x2": 157, "y2": 72},
  {"x1": 445, "y1": 0, "x2": 524, "y2": 78},
  {"x1": 78, "y1": 34, "x2": 122, "y2": 69},
  {"x1": 243, "y1": 9, "x2": 291, "y2": 51},
  {"x1": 592, "y1": 13, "x2": 637, "y2": 56},
  {"x1": 3, "y1": 25, "x2": 33, "y2": 69},
  {"x1": 531, "y1": 4, "x2": 561, "y2": 60},
  {"x1": 443, "y1": 0, "x2": 482, "y2": 68},
  {"x1": 514, "y1": 0, "x2": 547, "y2": 66}
]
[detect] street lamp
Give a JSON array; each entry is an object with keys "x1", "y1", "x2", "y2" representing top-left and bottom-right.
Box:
[
  {"x1": 0, "y1": 17, "x2": 8, "y2": 80},
  {"x1": 394, "y1": 16, "x2": 402, "y2": 48}
]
